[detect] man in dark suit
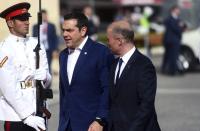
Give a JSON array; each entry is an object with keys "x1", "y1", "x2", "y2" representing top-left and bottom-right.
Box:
[
  {"x1": 32, "y1": 9, "x2": 58, "y2": 73},
  {"x1": 106, "y1": 20, "x2": 161, "y2": 131},
  {"x1": 162, "y1": 5, "x2": 186, "y2": 75},
  {"x1": 58, "y1": 12, "x2": 113, "y2": 131}
]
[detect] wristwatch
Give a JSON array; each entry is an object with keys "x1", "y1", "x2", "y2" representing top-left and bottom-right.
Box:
[{"x1": 95, "y1": 117, "x2": 106, "y2": 127}]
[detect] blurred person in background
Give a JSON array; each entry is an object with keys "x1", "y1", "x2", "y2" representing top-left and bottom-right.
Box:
[
  {"x1": 138, "y1": 6, "x2": 154, "y2": 58},
  {"x1": 123, "y1": 9, "x2": 133, "y2": 24},
  {"x1": 0, "y1": 2, "x2": 51, "y2": 131},
  {"x1": 33, "y1": 9, "x2": 58, "y2": 74},
  {"x1": 106, "y1": 20, "x2": 161, "y2": 131},
  {"x1": 138, "y1": 6, "x2": 153, "y2": 35},
  {"x1": 161, "y1": 5, "x2": 187, "y2": 75},
  {"x1": 58, "y1": 12, "x2": 114, "y2": 131},
  {"x1": 83, "y1": 5, "x2": 100, "y2": 41},
  {"x1": 114, "y1": 8, "x2": 124, "y2": 21},
  {"x1": 131, "y1": 6, "x2": 142, "y2": 32}
]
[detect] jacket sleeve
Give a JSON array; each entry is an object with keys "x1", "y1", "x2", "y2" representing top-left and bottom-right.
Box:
[
  {"x1": 96, "y1": 48, "x2": 114, "y2": 120},
  {"x1": 130, "y1": 60, "x2": 157, "y2": 130},
  {"x1": 0, "y1": 52, "x2": 34, "y2": 119},
  {"x1": 49, "y1": 23, "x2": 58, "y2": 51},
  {"x1": 165, "y1": 17, "x2": 182, "y2": 38}
]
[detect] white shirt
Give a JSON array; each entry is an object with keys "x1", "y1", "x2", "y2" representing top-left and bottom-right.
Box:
[
  {"x1": 0, "y1": 34, "x2": 51, "y2": 121},
  {"x1": 40, "y1": 22, "x2": 49, "y2": 50},
  {"x1": 67, "y1": 36, "x2": 88, "y2": 84},
  {"x1": 115, "y1": 46, "x2": 136, "y2": 83}
]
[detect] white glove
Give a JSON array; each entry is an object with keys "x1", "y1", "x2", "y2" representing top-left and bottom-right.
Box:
[
  {"x1": 34, "y1": 68, "x2": 47, "y2": 81},
  {"x1": 23, "y1": 115, "x2": 46, "y2": 131}
]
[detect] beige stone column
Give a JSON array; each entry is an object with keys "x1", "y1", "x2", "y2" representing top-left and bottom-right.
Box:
[{"x1": 0, "y1": 0, "x2": 60, "y2": 41}]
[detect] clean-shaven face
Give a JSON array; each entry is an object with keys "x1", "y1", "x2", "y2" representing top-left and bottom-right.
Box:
[
  {"x1": 8, "y1": 18, "x2": 29, "y2": 37},
  {"x1": 62, "y1": 19, "x2": 86, "y2": 49}
]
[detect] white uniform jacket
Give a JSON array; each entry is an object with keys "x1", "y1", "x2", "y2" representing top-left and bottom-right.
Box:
[{"x1": 0, "y1": 34, "x2": 51, "y2": 121}]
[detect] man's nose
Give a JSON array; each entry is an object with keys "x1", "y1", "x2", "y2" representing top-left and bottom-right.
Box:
[
  {"x1": 63, "y1": 31, "x2": 69, "y2": 36},
  {"x1": 24, "y1": 20, "x2": 29, "y2": 24}
]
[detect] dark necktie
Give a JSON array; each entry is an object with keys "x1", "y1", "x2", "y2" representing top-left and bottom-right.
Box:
[{"x1": 116, "y1": 58, "x2": 123, "y2": 83}]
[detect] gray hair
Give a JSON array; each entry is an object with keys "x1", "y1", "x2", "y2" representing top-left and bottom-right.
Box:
[{"x1": 112, "y1": 27, "x2": 134, "y2": 43}]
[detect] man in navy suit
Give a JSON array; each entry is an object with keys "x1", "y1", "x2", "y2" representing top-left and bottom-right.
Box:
[
  {"x1": 106, "y1": 20, "x2": 161, "y2": 131},
  {"x1": 162, "y1": 5, "x2": 186, "y2": 75},
  {"x1": 58, "y1": 12, "x2": 113, "y2": 131},
  {"x1": 32, "y1": 9, "x2": 58, "y2": 73}
]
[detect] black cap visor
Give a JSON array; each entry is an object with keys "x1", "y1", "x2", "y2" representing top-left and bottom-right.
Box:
[{"x1": 11, "y1": 13, "x2": 31, "y2": 21}]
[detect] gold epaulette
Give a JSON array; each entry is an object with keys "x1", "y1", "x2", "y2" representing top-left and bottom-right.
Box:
[{"x1": 0, "y1": 56, "x2": 8, "y2": 68}]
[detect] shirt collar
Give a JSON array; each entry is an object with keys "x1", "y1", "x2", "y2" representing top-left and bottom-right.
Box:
[
  {"x1": 68, "y1": 36, "x2": 88, "y2": 53},
  {"x1": 121, "y1": 46, "x2": 136, "y2": 65},
  {"x1": 78, "y1": 36, "x2": 88, "y2": 50}
]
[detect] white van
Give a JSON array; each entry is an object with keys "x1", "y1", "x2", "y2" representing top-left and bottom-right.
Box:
[{"x1": 178, "y1": 28, "x2": 200, "y2": 71}]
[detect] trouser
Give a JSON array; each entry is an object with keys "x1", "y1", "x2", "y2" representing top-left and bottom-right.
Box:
[
  {"x1": 66, "y1": 120, "x2": 72, "y2": 131},
  {"x1": 4, "y1": 121, "x2": 35, "y2": 131},
  {"x1": 168, "y1": 44, "x2": 180, "y2": 74},
  {"x1": 162, "y1": 43, "x2": 180, "y2": 74}
]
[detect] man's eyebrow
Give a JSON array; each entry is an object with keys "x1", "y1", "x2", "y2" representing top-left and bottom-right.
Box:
[{"x1": 62, "y1": 28, "x2": 74, "y2": 32}]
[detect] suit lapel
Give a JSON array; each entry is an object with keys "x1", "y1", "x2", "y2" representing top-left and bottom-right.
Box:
[
  {"x1": 110, "y1": 59, "x2": 118, "y2": 99},
  {"x1": 119, "y1": 49, "x2": 139, "y2": 83},
  {"x1": 70, "y1": 38, "x2": 92, "y2": 85},
  {"x1": 61, "y1": 49, "x2": 70, "y2": 86},
  {"x1": 111, "y1": 49, "x2": 140, "y2": 99}
]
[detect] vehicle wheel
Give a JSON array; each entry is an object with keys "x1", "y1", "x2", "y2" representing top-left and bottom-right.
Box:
[{"x1": 177, "y1": 48, "x2": 195, "y2": 72}]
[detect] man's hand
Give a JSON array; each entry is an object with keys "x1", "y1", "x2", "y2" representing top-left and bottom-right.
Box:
[
  {"x1": 88, "y1": 121, "x2": 103, "y2": 131},
  {"x1": 23, "y1": 115, "x2": 46, "y2": 131},
  {"x1": 24, "y1": 68, "x2": 46, "y2": 81}
]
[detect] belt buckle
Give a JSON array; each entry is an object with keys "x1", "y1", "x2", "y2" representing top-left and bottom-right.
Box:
[{"x1": 20, "y1": 80, "x2": 33, "y2": 89}]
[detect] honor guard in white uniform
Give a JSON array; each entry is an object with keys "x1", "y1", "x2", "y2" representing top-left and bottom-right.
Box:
[{"x1": 0, "y1": 2, "x2": 51, "y2": 131}]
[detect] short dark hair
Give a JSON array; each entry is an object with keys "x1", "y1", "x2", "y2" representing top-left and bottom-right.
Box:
[
  {"x1": 113, "y1": 28, "x2": 134, "y2": 43},
  {"x1": 64, "y1": 12, "x2": 89, "y2": 31},
  {"x1": 170, "y1": 5, "x2": 179, "y2": 12}
]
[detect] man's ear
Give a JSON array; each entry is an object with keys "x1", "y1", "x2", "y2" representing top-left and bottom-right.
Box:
[
  {"x1": 7, "y1": 20, "x2": 14, "y2": 28},
  {"x1": 81, "y1": 26, "x2": 87, "y2": 36},
  {"x1": 118, "y1": 41, "x2": 123, "y2": 47},
  {"x1": 118, "y1": 37, "x2": 125, "y2": 46},
  {"x1": 115, "y1": 38, "x2": 122, "y2": 47}
]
